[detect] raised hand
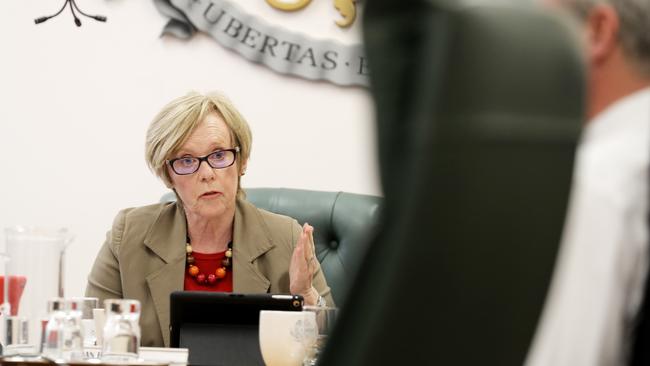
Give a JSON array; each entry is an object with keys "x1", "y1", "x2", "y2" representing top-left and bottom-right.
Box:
[{"x1": 289, "y1": 223, "x2": 319, "y2": 305}]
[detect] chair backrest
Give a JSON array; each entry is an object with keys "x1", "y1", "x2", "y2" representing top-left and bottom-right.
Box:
[
  {"x1": 161, "y1": 188, "x2": 383, "y2": 306},
  {"x1": 321, "y1": 2, "x2": 584, "y2": 366},
  {"x1": 246, "y1": 188, "x2": 382, "y2": 306}
]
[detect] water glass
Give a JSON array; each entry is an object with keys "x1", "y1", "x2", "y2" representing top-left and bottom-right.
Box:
[
  {"x1": 93, "y1": 308, "x2": 106, "y2": 346},
  {"x1": 41, "y1": 298, "x2": 84, "y2": 362},
  {"x1": 75, "y1": 297, "x2": 99, "y2": 347},
  {"x1": 101, "y1": 299, "x2": 141, "y2": 363},
  {"x1": 41, "y1": 298, "x2": 66, "y2": 361},
  {"x1": 3, "y1": 316, "x2": 30, "y2": 354},
  {"x1": 302, "y1": 306, "x2": 338, "y2": 366},
  {"x1": 62, "y1": 298, "x2": 84, "y2": 361},
  {"x1": 41, "y1": 298, "x2": 65, "y2": 360}
]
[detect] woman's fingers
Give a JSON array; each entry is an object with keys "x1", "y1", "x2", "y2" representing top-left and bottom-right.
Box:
[
  {"x1": 292, "y1": 236, "x2": 303, "y2": 264},
  {"x1": 289, "y1": 224, "x2": 316, "y2": 296},
  {"x1": 302, "y1": 223, "x2": 314, "y2": 263}
]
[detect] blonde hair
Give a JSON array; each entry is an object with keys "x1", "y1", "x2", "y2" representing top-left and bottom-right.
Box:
[{"x1": 145, "y1": 91, "x2": 252, "y2": 198}]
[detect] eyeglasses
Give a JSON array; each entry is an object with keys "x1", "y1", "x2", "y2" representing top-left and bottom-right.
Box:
[{"x1": 167, "y1": 147, "x2": 240, "y2": 175}]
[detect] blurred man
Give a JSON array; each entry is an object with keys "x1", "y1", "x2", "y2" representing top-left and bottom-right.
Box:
[{"x1": 526, "y1": 0, "x2": 650, "y2": 365}]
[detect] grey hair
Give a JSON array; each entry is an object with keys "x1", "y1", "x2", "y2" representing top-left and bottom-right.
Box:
[{"x1": 562, "y1": 0, "x2": 650, "y2": 76}]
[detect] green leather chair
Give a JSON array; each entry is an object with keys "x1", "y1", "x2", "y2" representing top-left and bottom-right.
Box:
[
  {"x1": 162, "y1": 188, "x2": 382, "y2": 306},
  {"x1": 321, "y1": 2, "x2": 584, "y2": 366}
]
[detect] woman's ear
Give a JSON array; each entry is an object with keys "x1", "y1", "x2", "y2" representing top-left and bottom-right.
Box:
[
  {"x1": 240, "y1": 159, "x2": 248, "y2": 176},
  {"x1": 164, "y1": 166, "x2": 176, "y2": 189},
  {"x1": 585, "y1": 4, "x2": 619, "y2": 67}
]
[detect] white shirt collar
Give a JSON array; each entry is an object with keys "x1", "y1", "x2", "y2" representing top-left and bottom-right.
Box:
[{"x1": 584, "y1": 87, "x2": 650, "y2": 144}]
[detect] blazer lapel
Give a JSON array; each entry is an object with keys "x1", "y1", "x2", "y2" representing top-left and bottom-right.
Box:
[
  {"x1": 233, "y1": 198, "x2": 275, "y2": 293},
  {"x1": 140, "y1": 199, "x2": 275, "y2": 345},
  {"x1": 143, "y1": 202, "x2": 186, "y2": 347}
]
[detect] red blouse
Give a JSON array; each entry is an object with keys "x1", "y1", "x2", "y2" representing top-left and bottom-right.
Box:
[{"x1": 183, "y1": 250, "x2": 233, "y2": 292}]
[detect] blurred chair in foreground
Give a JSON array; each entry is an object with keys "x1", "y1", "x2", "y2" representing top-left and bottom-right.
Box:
[{"x1": 321, "y1": 1, "x2": 584, "y2": 365}]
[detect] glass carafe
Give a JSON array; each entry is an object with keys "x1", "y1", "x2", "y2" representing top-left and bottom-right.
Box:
[{"x1": 2, "y1": 226, "x2": 73, "y2": 355}]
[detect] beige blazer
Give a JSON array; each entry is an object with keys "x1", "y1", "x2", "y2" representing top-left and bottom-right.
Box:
[{"x1": 85, "y1": 197, "x2": 333, "y2": 347}]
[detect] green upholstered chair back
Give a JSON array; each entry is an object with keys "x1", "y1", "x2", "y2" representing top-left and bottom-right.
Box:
[
  {"x1": 321, "y1": 2, "x2": 584, "y2": 366},
  {"x1": 161, "y1": 188, "x2": 382, "y2": 306},
  {"x1": 245, "y1": 188, "x2": 382, "y2": 306}
]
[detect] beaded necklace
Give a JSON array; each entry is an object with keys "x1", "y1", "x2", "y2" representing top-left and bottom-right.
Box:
[{"x1": 185, "y1": 235, "x2": 233, "y2": 286}]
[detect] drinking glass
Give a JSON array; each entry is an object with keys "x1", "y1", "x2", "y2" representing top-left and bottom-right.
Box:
[
  {"x1": 92, "y1": 308, "x2": 106, "y2": 346},
  {"x1": 41, "y1": 298, "x2": 84, "y2": 362},
  {"x1": 75, "y1": 297, "x2": 99, "y2": 347},
  {"x1": 41, "y1": 298, "x2": 66, "y2": 361},
  {"x1": 61, "y1": 298, "x2": 84, "y2": 361},
  {"x1": 3, "y1": 316, "x2": 29, "y2": 349},
  {"x1": 101, "y1": 299, "x2": 141, "y2": 363},
  {"x1": 302, "y1": 306, "x2": 338, "y2": 366}
]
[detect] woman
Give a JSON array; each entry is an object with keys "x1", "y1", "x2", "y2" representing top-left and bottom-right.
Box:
[{"x1": 86, "y1": 91, "x2": 333, "y2": 347}]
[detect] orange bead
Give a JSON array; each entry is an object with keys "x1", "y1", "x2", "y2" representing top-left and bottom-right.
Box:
[
  {"x1": 188, "y1": 265, "x2": 199, "y2": 277},
  {"x1": 215, "y1": 267, "x2": 227, "y2": 279}
]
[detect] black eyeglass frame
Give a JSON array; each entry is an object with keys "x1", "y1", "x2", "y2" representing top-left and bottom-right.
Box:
[{"x1": 167, "y1": 146, "x2": 240, "y2": 175}]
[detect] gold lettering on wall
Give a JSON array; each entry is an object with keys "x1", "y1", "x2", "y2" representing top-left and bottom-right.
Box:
[
  {"x1": 333, "y1": 0, "x2": 356, "y2": 28},
  {"x1": 265, "y1": 0, "x2": 312, "y2": 11},
  {"x1": 266, "y1": 0, "x2": 357, "y2": 28}
]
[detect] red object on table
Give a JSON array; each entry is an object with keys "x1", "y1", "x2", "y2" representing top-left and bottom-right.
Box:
[{"x1": 0, "y1": 275, "x2": 27, "y2": 316}]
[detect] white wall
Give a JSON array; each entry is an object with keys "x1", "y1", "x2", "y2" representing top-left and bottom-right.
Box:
[{"x1": 0, "y1": 0, "x2": 379, "y2": 297}]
